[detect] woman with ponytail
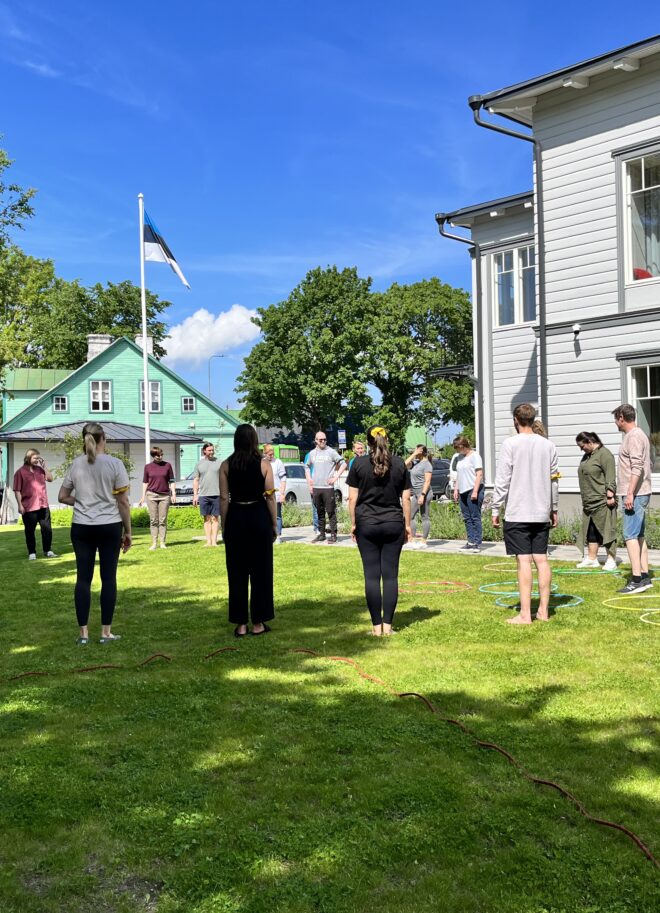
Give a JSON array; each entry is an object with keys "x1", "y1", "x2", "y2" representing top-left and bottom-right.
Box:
[
  {"x1": 347, "y1": 426, "x2": 412, "y2": 635},
  {"x1": 58, "y1": 423, "x2": 132, "y2": 645}
]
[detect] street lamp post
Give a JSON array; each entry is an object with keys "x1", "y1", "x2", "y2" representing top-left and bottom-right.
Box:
[{"x1": 208, "y1": 354, "x2": 225, "y2": 399}]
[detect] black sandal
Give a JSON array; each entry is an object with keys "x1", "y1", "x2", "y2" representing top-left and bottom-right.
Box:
[
  {"x1": 233, "y1": 626, "x2": 247, "y2": 638},
  {"x1": 249, "y1": 624, "x2": 272, "y2": 636}
]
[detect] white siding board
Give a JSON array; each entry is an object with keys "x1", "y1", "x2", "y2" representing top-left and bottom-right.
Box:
[{"x1": 471, "y1": 211, "x2": 534, "y2": 247}]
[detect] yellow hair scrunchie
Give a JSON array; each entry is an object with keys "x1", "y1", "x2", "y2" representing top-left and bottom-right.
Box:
[{"x1": 370, "y1": 426, "x2": 387, "y2": 438}]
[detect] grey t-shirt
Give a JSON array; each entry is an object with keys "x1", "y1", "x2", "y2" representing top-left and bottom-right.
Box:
[
  {"x1": 455, "y1": 451, "x2": 484, "y2": 493},
  {"x1": 193, "y1": 458, "x2": 220, "y2": 497},
  {"x1": 410, "y1": 459, "x2": 433, "y2": 492},
  {"x1": 63, "y1": 454, "x2": 130, "y2": 525},
  {"x1": 306, "y1": 447, "x2": 343, "y2": 489}
]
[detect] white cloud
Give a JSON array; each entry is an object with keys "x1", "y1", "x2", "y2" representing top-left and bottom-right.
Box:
[
  {"x1": 164, "y1": 305, "x2": 260, "y2": 367},
  {"x1": 22, "y1": 59, "x2": 60, "y2": 78}
]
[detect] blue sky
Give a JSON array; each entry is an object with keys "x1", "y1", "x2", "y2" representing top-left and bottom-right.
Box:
[{"x1": 0, "y1": 1, "x2": 648, "y2": 420}]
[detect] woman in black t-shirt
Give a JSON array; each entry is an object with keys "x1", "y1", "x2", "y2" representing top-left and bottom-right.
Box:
[{"x1": 347, "y1": 426, "x2": 412, "y2": 635}]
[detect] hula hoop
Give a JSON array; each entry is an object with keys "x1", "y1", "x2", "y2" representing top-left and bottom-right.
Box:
[
  {"x1": 603, "y1": 595, "x2": 660, "y2": 612},
  {"x1": 640, "y1": 613, "x2": 660, "y2": 626},
  {"x1": 479, "y1": 581, "x2": 559, "y2": 596},
  {"x1": 553, "y1": 568, "x2": 623, "y2": 577},
  {"x1": 495, "y1": 594, "x2": 584, "y2": 609}
]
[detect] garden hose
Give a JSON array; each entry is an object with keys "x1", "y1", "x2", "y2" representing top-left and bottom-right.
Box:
[
  {"x1": 289, "y1": 649, "x2": 659, "y2": 869},
  {"x1": 2, "y1": 646, "x2": 657, "y2": 868}
]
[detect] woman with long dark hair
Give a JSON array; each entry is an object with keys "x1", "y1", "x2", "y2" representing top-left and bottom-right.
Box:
[
  {"x1": 575, "y1": 430, "x2": 617, "y2": 570},
  {"x1": 220, "y1": 424, "x2": 277, "y2": 637},
  {"x1": 347, "y1": 426, "x2": 412, "y2": 636},
  {"x1": 58, "y1": 423, "x2": 132, "y2": 644}
]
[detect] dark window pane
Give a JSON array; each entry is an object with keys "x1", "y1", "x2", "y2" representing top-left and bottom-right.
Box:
[
  {"x1": 497, "y1": 271, "x2": 515, "y2": 325},
  {"x1": 522, "y1": 266, "x2": 536, "y2": 321},
  {"x1": 494, "y1": 253, "x2": 503, "y2": 273},
  {"x1": 628, "y1": 158, "x2": 643, "y2": 192},
  {"x1": 503, "y1": 251, "x2": 513, "y2": 272},
  {"x1": 633, "y1": 367, "x2": 648, "y2": 397},
  {"x1": 644, "y1": 152, "x2": 660, "y2": 189},
  {"x1": 650, "y1": 366, "x2": 660, "y2": 397}
]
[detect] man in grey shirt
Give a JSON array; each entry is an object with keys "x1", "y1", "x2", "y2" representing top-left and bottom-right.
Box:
[
  {"x1": 193, "y1": 442, "x2": 221, "y2": 546},
  {"x1": 492, "y1": 403, "x2": 559, "y2": 625},
  {"x1": 305, "y1": 431, "x2": 345, "y2": 543}
]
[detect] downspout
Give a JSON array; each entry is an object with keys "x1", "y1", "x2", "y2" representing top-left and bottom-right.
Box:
[
  {"x1": 434, "y1": 215, "x2": 484, "y2": 458},
  {"x1": 468, "y1": 97, "x2": 548, "y2": 431}
]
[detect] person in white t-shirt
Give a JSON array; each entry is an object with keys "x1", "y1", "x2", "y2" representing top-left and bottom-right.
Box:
[
  {"x1": 58, "y1": 422, "x2": 132, "y2": 645},
  {"x1": 452, "y1": 435, "x2": 484, "y2": 550}
]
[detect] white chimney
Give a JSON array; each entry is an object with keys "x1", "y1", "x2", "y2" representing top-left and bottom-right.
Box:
[
  {"x1": 86, "y1": 334, "x2": 114, "y2": 362},
  {"x1": 135, "y1": 335, "x2": 154, "y2": 355}
]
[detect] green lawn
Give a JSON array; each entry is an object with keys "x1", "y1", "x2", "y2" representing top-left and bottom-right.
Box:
[{"x1": 1, "y1": 525, "x2": 658, "y2": 913}]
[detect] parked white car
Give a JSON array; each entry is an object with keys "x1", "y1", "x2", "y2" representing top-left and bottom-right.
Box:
[{"x1": 282, "y1": 463, "x2": 313, "y2": 506}]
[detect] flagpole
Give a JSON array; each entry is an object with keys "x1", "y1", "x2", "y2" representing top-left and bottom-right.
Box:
[{"x1": 138, "y1": 193, "x2": 151, "y2": 464}]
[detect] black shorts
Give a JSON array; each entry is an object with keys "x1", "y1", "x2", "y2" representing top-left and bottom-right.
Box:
[{"x1": 503, "y1": 522, "x2": 549, "y2": 556}]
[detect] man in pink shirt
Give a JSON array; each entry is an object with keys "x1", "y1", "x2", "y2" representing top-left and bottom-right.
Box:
[
  {"x1": 612, "y1": 404, "x2": 653, "y2": 594},
  {"x1": 13, "y1": 448, "x2": 57, "y2": 560}
]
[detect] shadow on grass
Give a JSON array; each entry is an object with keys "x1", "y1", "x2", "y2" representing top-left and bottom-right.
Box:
[{"x1": 0, "y1": 526, "x2": 659, "y2": 912}]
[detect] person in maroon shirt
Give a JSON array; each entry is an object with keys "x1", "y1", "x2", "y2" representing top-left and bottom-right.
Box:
[
  {"x1": 13, "y1": 448, "x2": 57, "y2": 560},
  {"x1": 139, "y1": 447, "x2": 176, "y2": 549}
]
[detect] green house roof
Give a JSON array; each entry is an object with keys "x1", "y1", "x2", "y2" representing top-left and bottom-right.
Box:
[{"x1": 3, "y1": 368, "x2": 72, "y2": 391}]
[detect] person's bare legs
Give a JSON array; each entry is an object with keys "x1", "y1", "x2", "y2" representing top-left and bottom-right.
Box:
[
  {"x1": 533, "y1": 553, "x2": 552, "y2": 620},
  {"x1": 626, "y1": 538, "x2": 642, "y2": 576},
  {"x1": 203, "y1": 516, "x2": 213, "y2": 546},
  {"x1": 508, "y1": 555, "x2": 533, "y2": 625},
  {"x1": 382, "y1": 622, "x2": 393, "y2": 635},
  {"x1": 210, "y1": 516, "x2": 219, "y2": 545},
  {"x1": 640, "y1": 538, "x2": 649, "y2": 575},
  {"x1": 587, "y1": 542, "x2": 599, "y2": 560}
]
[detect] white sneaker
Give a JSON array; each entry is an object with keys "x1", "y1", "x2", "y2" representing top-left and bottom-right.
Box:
[
  {"x1": 45, "y1": 551, "x2": 57, "y2": 558},
  {"x1": 575, "y1": 558, "x2": 599, "y2": 568},
  {"x1": 602, "y1": 557, "x2": 617, "y2": 572},
  {"x1": 28, "y1": 553, "x2": 36, "y2": 561},
  {"x1": 159, "y1": 542, "x2": 167, "y2": 549},
  {"x1": 149, "y1": 544, "x2": 158, "y2": 551}
]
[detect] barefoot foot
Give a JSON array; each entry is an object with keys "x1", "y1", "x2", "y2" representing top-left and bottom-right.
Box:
[{"x1": 506, "y1": 614, "x2": 533, "y2": 625}]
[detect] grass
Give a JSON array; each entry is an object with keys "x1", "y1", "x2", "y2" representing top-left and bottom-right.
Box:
[{"x1": 0, "y1": 525, "x2": 658, "y2": 913}]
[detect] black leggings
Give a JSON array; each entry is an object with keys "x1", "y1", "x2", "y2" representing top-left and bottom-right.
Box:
[
  {"x1": 70, "y1": 522, "x2": 123, "y2": 626},
  {"x1": 22, "y1": 508, "x2": 52, "y2": 555},
  {"x1": 355, "y1": 521, "x2": 406, "y2": 625}
]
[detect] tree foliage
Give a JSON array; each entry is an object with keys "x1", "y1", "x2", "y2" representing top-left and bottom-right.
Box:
[
  {"x1": 0, "y1": 144, "x2": 35, "y2": 249},
  {"x1": 50, "y1": 431, "x2": 134, "y2": 479},
  {"x1": 237, "y1": 266, "x2": 374, "y2": 430},
  {"x1": 237, "y1": 268, "x2": 474, "y2": 447},
  {"x1": 0, "y1": 245, "x2": 171, "y2": 369}
]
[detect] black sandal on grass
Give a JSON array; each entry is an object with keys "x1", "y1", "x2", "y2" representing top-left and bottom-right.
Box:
[{"x1": 249, "y1": 624, "x2": 272, "y2": 636}]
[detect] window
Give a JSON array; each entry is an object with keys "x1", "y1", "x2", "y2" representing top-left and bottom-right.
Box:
[
  {"x1": 286, "y1": 465, "x2": 305, "y2": 479},
  {"x1": 140, "y1": 380, "x2": 161, "y2": 412},
  {"x1": 631, "y1": 364, "x2": 660, "y2": 472},
  {"x1": 90, "y1": 380, "x2": 112, "y2": 412},
  {"x1": 626, "y1": 152, "x2": 660, "y2": 282},
  {"x1": 493, "y1": 245, "x2": 535, "y2": 326},
  {"x1": 53, "y1": 395, "x2": 68, "y2": 413},
  {"x1": 182, "y1": 395, "x2": 196, "y2": 413}
]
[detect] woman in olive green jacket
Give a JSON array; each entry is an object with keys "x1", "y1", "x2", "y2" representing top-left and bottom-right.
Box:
[{"x1": 576, "y1": 431, "x2": 617, "y2": 570}]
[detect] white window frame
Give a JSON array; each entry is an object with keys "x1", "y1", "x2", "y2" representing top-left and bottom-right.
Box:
[
  {"x1": 492, "y1": 244, "x2": 536, "y2": 328},
  {"x1": 140, "y1": 380, "x2": 162, "y2": 413},
  {"x1": 629, "y1": 361, "x2": 660, "y2": 474},
  {"x1": 182, "y1": 395, "x2": 196, "y2": 413},
  {"x1": 90, "y1": 380, "x2": 112, "y2": 412},
  {"x1": 53, "y1": 394, "x2": 68, "y2": 413},
  {"x1": 623, "y1": 150, "x2": 660, "y2": 287}
]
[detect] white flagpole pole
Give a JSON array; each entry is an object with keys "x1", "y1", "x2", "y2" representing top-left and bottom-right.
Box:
[{"x1": 138, "y1": 193, "x2": 151, "y2": 464}]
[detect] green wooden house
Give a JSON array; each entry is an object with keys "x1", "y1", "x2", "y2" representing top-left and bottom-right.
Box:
[{"x1": 0, "y1": 334, "x2": 241, "y2": 513}]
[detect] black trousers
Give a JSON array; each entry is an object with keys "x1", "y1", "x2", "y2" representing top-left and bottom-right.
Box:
[
  {"x1": 313, "y1": 488, "x2": 337, "y2": 536},
  {"x1": 70, "y1": 522, "x2": 123, "y2": 626},
  {"x1": 22, "y1": 507, "x2": 52, "y2": 555},
  {"x1": 355, "y1": 521, "x2": 406, "y2": 625},
  {"x1": 224, "y1": 502, "x2": 275, "y2": 625}
]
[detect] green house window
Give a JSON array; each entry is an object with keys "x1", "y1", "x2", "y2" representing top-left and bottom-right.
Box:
[
  {"x1": 90, "y1": 380, "x2": 112, "y2": 412},
  {"x1": 140, "y1": 380, "x2": 162, "y2": 413},
  {"x1": 182, "y1": 396, "x2": 196, "y2": 413},
  {"x1": 53, "y1": 395, "x2": 68, "y2": 413}
]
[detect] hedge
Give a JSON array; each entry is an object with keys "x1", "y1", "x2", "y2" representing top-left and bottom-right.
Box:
[{"x1": 43, "y1": 501, "x2": 660, "y2": 548}]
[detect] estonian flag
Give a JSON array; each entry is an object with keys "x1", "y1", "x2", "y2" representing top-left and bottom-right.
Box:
[{"x1": 143, "y1": 211, "x2": 190, "y2": 288}]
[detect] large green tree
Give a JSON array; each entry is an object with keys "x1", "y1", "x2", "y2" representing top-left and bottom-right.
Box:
[
  {"x1": 237, "y1": 266, "x2": 374, "y2": 430},
  {"x1": 237, "y1": 269, "x2": 473, "y2": 446}
]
